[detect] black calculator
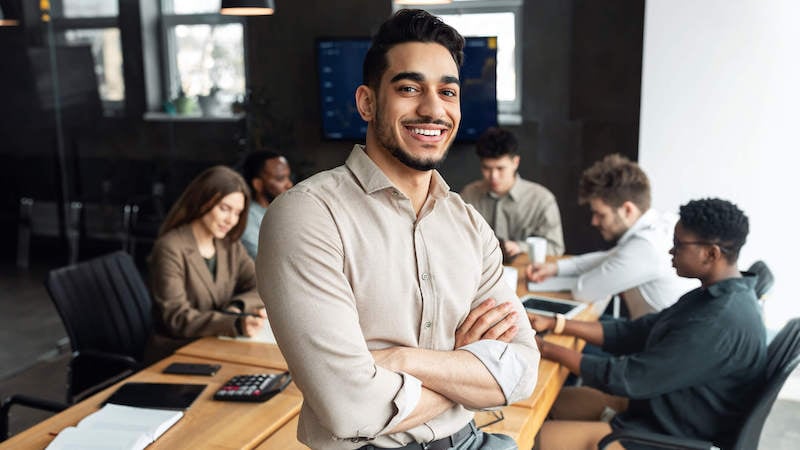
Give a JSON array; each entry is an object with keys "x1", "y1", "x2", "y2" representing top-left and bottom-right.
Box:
[{"x1": 213, "y1": 372, "x2": 292, "y2": 402}]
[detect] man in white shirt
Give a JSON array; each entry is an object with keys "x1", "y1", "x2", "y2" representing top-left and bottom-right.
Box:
[{"x1": 526, "y1": 154, "x2": 695, "y2": 318}]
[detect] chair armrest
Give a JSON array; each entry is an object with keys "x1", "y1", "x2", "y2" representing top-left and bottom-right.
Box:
[
  {"x1": 1, "y1": 394, "x2": 68, "y2": 441},
  {"x1": 75, "y1": 349, "x2": 139, "y2": 370},
  {"x1": 599, "y1": 430, "x2": 720, "y2": 450}
]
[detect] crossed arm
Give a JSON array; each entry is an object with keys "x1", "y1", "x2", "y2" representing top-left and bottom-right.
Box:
[{"x1": 377, "y1": 298, "x2": 523, "y2": 433}]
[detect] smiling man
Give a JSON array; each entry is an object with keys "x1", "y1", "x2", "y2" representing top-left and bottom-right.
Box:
[
  {"x1": 526, "y1": 154, "x2": 695, "y2": 318},
  {"x1": 257, "y1": 9, "x2": 538, "y2": 450},
  {"x1": 461, "y1": 127, "x2": 564, "y2": 258}
]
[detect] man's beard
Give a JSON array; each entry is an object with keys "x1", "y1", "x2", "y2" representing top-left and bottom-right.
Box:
[{"x1": 374, "y1": 107, "x2": 453, "y2": 172}]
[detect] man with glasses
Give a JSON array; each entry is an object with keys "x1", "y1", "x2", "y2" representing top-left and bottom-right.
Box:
[
  {"x1": 529, "y1": 198, "x2": 766, "y2": 450},
  {"x1": 526, "y1": 154, "x2": 695, "y2": 318}
]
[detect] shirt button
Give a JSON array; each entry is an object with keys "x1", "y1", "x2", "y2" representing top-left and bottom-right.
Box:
[
  {"x1": 421, "y1": 273, "x2": 430, "y2": 280},
  {"x1": 424, "y1": 321, "x2": 432, "y2": 329},
  {"x1": 392, "y1": 190, "x2": 400, "y2": 197}
]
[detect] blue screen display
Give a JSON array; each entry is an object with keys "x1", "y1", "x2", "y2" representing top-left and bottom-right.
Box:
[{"x1": 317, "y1": 37, "x2": 498, "y2": 141}]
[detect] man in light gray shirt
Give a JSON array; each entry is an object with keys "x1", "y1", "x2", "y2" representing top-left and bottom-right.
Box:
[
  {"x1": 526, "y1": 154, "x2": 696, "y2": 318},
  {"x1": 257, "y1": 9, "x2": 538, "y2": 450},
  {"x1": 240, "y1": 150, "x2": 293, "y2": 259},
  {"x1": 461, "y1": 127, "x2": 564, "y2": 258}
]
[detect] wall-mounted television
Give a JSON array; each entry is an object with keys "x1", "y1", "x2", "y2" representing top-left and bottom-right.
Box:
[{"x1": 316, "y1": 37, "x2": 498, "y2": 142}]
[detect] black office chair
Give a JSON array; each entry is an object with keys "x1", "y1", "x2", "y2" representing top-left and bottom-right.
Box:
[
  {"x1": 747, "y1": 260, "x2": 775, "y2": 301},
  {"x1": 598, "y1": 318, "x2": 800, "y2": 450},
  {"x1": 1, "y1": 251, "x2": 153, "y2": 441},
  {"x1": 45, "y1": 250, "x2": 153, "y2": 402}
]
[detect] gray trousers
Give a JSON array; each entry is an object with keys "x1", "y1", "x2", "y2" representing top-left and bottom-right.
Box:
[{"x1": 454, "y1": 425, "x2": 518, "y2": 450}]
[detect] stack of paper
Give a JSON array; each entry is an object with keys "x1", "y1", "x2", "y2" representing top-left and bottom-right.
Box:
[{"x1": 46, "y1": 404, "x2": 182, "y2": 450}]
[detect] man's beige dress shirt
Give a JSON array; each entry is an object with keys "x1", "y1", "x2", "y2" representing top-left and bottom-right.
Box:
[
  {"x1": 257, "y1": 146, "x2": 539, "y2": 449},
  {"x1": 461, "y1": 176, "x2": 565, "y2": 255}
]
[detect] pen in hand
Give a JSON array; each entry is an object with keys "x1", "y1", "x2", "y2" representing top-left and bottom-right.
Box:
[{"x1": 220, "y1": 310, "x2": 262, "y2": 318}]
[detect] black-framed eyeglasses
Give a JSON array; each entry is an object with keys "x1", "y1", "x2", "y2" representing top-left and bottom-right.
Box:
[
  {"x1": 476, "y1": 410, "x2": 505, "y2": 429},
  {"x1": 671, "y1": 239, "x2": 729, "y2": 253}
]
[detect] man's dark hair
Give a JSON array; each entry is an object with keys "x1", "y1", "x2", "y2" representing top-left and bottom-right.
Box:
[
  {"x1": 679, "y1": 198, "x2": 749, "y2": 263},
  {"x1": 362, "y1": 9, "x2": 465, "y2": 90},
  {"x1": 242, "y1": 150, "x2": 282, "y2": 193},
  {"x1": 578, "y1": 154, "x2": 651, "y2": 212},
  {"x1": 475, "y1": 127, "x2": 518, "y2": 159}
]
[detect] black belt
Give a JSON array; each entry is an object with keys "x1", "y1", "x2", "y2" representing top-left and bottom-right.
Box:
[{"x1": 359, "y1": 421, "x2": 477, "y2": 450}]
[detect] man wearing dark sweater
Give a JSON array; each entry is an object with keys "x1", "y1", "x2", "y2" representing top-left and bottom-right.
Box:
[{"x1": 532, "y1": 198, "x2": 766, "y2": 450}]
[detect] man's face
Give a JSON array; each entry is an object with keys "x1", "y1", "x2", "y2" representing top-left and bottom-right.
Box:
[
  {"x1": 588, "y1": 197, "x2": 629, "y2": 242},
  {"x1": 257, "y1": 157, "x2": 293, "y2": 202},
  {"x1": 669, "y1": 221, "x2": 711, "y2": 278},
  {"x1": 369, "y1": 42, "x2": 461, "y2": 171},
  {"x1": 480, "y1": 155, "x2": 520, "y2": 195}
]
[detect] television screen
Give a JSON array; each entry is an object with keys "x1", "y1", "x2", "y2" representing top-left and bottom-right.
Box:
[{"x1": 316, "y1": 37, "x2": 498, "y2": 141}]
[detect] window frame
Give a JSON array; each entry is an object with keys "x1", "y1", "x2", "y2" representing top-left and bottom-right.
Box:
[
  {"x1": 48, "y1": 1, "x2": 125, "y2": 116},
  {"x1": 393, "y1": 0, "x2": 523, "y2": 118},
  {"x1": 158, "y1": 6, "x2": 248, "y2": 105}
]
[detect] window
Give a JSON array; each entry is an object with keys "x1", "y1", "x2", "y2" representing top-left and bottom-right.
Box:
[
  {"x1": 160, "y1": 0, "x2": 246, "y2": 113},
  {"x1": 50, "y1": 0, "x2": 125, "y2": 116},
  {"x1": 393, "y1": 0, "x2": 522, "y2": 120}
]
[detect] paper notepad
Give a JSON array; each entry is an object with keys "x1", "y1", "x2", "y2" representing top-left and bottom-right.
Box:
[
  {"x1": 46, "y1": 404, "x2": 183, "y2": 450},
  {"x1": 527, "y1": 276, "x2": 578, "y2": 293}
]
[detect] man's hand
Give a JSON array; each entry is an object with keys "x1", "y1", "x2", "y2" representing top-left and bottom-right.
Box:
[
  {"x1": 240, "y1": 308, "x2": 268, "y2": 337},
  {"x1": 454, "y1": 298, "x2": 518, "y2": 349},
  {"x1": 527, "y1": 312, "x2": 555, "y2": 334},
  {"x1": 525, "y1": 261, "x2": 558, "y2": 282},
  {"x1": 502, "y1": 240, "x2": 522, "y2": 259}
]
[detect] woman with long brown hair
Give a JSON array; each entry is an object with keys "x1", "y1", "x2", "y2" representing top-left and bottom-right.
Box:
[{"x1": 145, "y1": 165, "x2": 266, "y2": 362}]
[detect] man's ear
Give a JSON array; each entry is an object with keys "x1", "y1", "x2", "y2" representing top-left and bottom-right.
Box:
[
  {"x1": 356, "y1": 85, "x2": 375, "y2": 121},
  {"x1": 251, "y1": 178, "x2": 263, "y2": 194},
  {"x1": 620, "y1": 201, "x2": 640, "y2": 222},
  {"x1": 706, "y1": 244, "x2": 723, "y2": 264}
]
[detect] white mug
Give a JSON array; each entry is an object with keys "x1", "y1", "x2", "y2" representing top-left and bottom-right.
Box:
[{"x1": 526, "y1": 236, "x2": 547, "y2": 264}]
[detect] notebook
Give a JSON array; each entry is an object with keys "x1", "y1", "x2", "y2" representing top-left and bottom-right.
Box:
[
  {"x1": 45, "y1": 404, "x2": 184, "y2": 450},
  {"x1": 527, "y1": 276, "x2": 577, "y2": 293}
]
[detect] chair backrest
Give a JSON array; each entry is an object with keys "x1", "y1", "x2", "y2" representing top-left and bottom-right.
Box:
[
  {"x1": 45, "y1": 251, "x2": 152, "y2": 362},
  {"x1": 747, "y1": 260, "x2": 775, "y2": 300},
  {"x1": 732, "y1": 318, "x2": 800, "y2": 450}
]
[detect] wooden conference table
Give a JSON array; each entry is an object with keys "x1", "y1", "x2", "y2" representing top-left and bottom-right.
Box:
[{"x1": 3, "y1": 255, "x2": 602, "y2": 450}]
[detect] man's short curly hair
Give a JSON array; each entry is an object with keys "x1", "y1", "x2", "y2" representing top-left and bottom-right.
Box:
[
  {"x1": 475, "y1": 127, "x2": 518, "y2": 159},
  {"x1": 679, "y1": 198, "x2": 749, "y2": 263},
  {"x1": 578, "y1": 154, "x2": 651, "y2": 211}
]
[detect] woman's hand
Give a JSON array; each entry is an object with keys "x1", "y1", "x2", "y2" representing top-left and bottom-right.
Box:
[{"x1": 240, "y1": 308, "x2": 268, "y2": 337}]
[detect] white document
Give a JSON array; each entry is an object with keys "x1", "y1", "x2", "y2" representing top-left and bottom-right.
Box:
[
  {"x1": 46, "y1": 404, "x2": 182, "y2": 450},
  {"x1": 527, "y1": 276, "x2": 578, "y2": 293},
  {"x1": 502, "y1": 266, "x2": 519, "y2": 291}
]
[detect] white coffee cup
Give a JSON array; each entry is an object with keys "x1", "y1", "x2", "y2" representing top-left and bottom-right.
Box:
[{"x1": 526, "y1": 236, "x2": 547, "y2": 264}]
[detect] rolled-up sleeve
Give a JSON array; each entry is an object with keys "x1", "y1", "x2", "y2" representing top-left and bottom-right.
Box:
[
  {"x1": 466, "y1": 206, "x2": 540, "y2": 404},
  {"x1": 257, "y1": 190, "x2": 414, "y2": 440}
]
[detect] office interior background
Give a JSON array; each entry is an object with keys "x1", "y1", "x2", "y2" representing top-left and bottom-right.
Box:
[{"x1": 0, "y1": 0, "x2": 797, "y2": 330}]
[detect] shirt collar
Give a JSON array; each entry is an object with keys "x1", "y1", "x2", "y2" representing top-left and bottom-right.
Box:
[
  {"x1": 345, "y1": 144, "x2": 451, "y2": 200},
  {"x1": 617, "y1": 208, "x2": 658, "y2": 244},
  {"x1": 707, "y1": 274, "x2": 757, "y2": 298},
  {"x1": 487, "y1": 175, "x2": 521, "y2": 201}
]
